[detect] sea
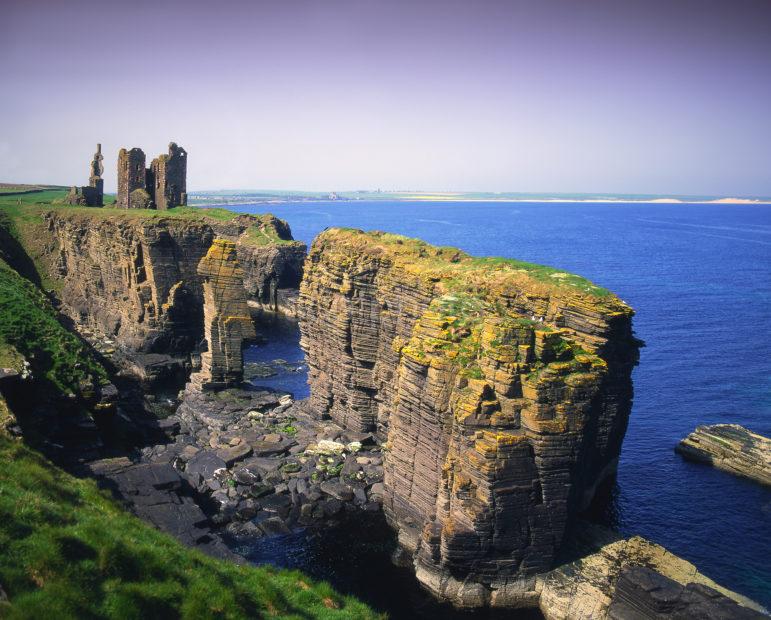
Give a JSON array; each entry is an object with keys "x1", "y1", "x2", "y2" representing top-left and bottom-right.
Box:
[{"x1": 224, "y1": 200, "x2": 771, "y2": 615}]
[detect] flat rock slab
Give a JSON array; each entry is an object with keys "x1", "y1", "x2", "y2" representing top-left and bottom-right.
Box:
[
  {"x1": 608, "y1": 566, "x2": 766, "y2": 620},
  {"x1": 216, "y1": 443, "x2": 253, "y2": 466},
  {"x1": 251, "y1": 440, "x2": 292, "y2": 457},
  {"x1": 186, "y1": 451, "x2": 227, "y2": 480},
  {"x1": 538, "y1": 523, "x2": 766, "y2": 619},
  {"x1": 123, "y1": 463, "x2": 182, "y2": 491},
  {"x1": 676, "y1": 424, "x2": 771, "y2": 486}
]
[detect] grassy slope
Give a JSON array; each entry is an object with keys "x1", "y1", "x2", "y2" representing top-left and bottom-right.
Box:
[
  {"x1": 0, "y1": 432, "x2": 380, "y2": 619},
  {"x1": 0, "y1": 257, "x2": 107, "y2": 395}
]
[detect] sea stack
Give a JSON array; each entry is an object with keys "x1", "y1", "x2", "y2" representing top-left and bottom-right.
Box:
[{"x1": 298, "y1": 228, "x2": 641, "y2": 606}]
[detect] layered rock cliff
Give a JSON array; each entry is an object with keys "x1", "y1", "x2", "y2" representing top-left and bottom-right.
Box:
[
  {"x1": 191, "y1": 239, "x2": 255, "y2": 389},
  {"x1": 38, "y1": 209, "x2": 304, "y2": 353},
  {"x1": 299, "y1": 229, "x2": 640, "y2": 606}
]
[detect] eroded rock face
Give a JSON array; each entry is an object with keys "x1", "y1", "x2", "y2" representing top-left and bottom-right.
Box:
[
  {"x1": 298, "y1": 229, "x2": 640, "y2": 605},
  {"x1": 538, "y1": 524, "x2": 766, "y2": 619},
  {"x1": 192, "y1": 239, "x2": 255, "y2": 389},
  {"x1": 42, "y1": 211, "x2": 305, "y2": 353}
]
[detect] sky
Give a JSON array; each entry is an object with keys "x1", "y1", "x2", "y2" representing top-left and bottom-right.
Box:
[{"x1": 1, "y1": 0, "x2": 770, "y2": 195}]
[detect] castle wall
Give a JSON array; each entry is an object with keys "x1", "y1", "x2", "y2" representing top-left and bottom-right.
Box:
[{"x1": 117, "y1": 148, "x2": 148, "y2": 209}]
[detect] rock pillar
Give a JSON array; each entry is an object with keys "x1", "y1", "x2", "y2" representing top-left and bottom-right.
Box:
[{"x1": 192, "y1": 239, "x2": 255, "y2": 389}]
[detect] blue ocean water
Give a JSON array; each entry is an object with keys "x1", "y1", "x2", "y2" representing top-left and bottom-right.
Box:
[{"x1": 236, "y1": 200, "x2": 771, "y2": 607}]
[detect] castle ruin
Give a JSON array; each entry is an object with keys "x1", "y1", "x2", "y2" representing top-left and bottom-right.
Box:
[
  {"x1": 64, "y1": 144, "x2": 104, "y2": 207},
  {"x1": 117, "y1": 142, "x2": 187, "y2": 210}
]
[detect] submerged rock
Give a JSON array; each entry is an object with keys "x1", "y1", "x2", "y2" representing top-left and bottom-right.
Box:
[{"x1": 676, "y1": 424, "x2": 771, "y2": 486}]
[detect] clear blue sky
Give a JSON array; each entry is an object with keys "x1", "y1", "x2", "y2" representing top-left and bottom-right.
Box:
[{"x1": 2, "y1": 0, "x2": 770, "y2": 195}]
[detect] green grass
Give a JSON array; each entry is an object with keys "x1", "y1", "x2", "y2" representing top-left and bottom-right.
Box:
[
  {"x1": 0, "y1": 257, "x2": 108, "y2": 395},
  {"x1": 0, "y1": 433, "x2": 382, "y2": 619}
]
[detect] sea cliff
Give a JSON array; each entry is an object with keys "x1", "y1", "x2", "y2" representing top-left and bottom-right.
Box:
[
  {"x1": 15, "y1": 208, "x2": 305, "y2": 354},
  {"x1": 298, "y1": 229, "x2": 641, "y2": 605}
]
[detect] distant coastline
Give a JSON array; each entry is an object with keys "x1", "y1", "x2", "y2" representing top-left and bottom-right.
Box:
[{"x1": 187, "y1": 189, "x2": 771, "y2": 207}]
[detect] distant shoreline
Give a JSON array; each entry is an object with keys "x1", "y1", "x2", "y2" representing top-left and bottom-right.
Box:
[{"x1": 189, "y1": 197, "x2": 771, "y2": 207}]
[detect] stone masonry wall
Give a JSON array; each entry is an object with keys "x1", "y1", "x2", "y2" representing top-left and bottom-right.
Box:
[
  {"x1": 150, "y1": 143, "x2": 188, "y2": 210},
  {"x1": 117, "y1": 148, "x2": 148, "y2": 209}
]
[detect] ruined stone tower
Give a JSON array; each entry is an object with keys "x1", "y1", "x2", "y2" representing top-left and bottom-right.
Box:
[
  {"x1": 117, "y1": 147, "x2": 150, "y2": 209},
  {"x1": 116, "y1": 142, "x2": 187, "y2": 210},
  {"x1": 150, "y1": 143, "x2": 188, "y2": 210},
  {"x1": 64, "y1": 143, "x2": 104, "y2": 207}
]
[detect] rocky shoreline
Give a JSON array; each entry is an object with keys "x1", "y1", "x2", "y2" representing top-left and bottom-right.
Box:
[{"x1": 76, "y1": 369, "x2": 386, "y2": 562}]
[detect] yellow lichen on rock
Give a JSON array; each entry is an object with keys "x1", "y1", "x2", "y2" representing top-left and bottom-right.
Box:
[{"x1": 191, "y1": 239, "x2": 256, "y2": 389}]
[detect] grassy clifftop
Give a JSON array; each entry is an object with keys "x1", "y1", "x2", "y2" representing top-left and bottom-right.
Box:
[
  {"x1": 0, "y1": 432, "x2": 380, "y2": 619},
  {"x1": 0, "y1": 191, "x2": 300, "y2": 291},
  {"x1": 313, "y1": 228, "x2": 624, "y2": 303}
]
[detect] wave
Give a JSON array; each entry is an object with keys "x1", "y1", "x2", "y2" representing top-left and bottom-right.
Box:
[
  {"x1": 416, "y1": 218, "x2": 461, "y2": 226},
  {"x1": 637, "y1": 218, "x2": 771, "y2": 237}
]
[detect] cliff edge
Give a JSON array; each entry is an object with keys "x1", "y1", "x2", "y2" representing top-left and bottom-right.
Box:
[{"x1": 4, "y1": 203, "x2": 304, "y2": 354}]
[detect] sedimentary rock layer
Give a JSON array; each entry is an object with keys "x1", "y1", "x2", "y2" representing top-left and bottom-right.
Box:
[
  {"x1": 298, "y1": 229, "x2": 640, "y2": 604},
  {"x1": 41, "y1": 210, "x2": 304, "y2": 353},
  {"x1": 538, "y1": 524, "x2": 766, "y2": 619},
  {"x1": 676, "y1": 424, "x2": 771, "y2": 486},
  {"x1": 192, "y1": 239, "x2": 255, "y2": 389}
]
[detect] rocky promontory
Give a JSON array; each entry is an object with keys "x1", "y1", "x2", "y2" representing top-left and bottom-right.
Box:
[
  {"x1": 299, "y1": 228, "x2": 641, "y2": 606},
  {"x1": 39, "y1": 209, "x2": 305, "y2": 355},
  {"x1": 676, "y1": 424, "x2": 771, "y2": 486}
]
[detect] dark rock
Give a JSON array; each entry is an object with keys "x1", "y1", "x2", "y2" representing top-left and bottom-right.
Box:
[
  {"x1": 249, "y1": 483, "x2": 275, "y2": 499},
  {"x1": 124, "y1": 463, "x2": 182, "y2": 491},
  {"x1": 608, "y1": 566, "x2": 766, "y2": 620},
  {"x1": 216, "y1": 442, "x2": 253, "y2": 466},
  {"x1": 251, "y1": 441, "x2": 290, "y2": 457},
  {"x1": 235, "y1": 499, "x2": 261, "y2": 521},
  {"x1": 134, "y1": 498, "x2": 209, "y2": 546},
  {"x1": 322, "y1": 498, "x2": 343, "y2": 516},
  {"x1": 353, "y1": 488, "x2": 367, "y2": 505},
  {"x1": 320, "y1": 480, "x2": 354, "y2": 501},
  {"x1": 260, "y1": 493, "x2": 292, "y2": 517},
  {"x1": 185, "y1": 451, "x2": 227, "y2": 480},
  {"x1": 233, "y1": 467, "x2": 260, "y2": 485},
  {"x1": 257, "y1": 516, "x2": 291, "y2": 536}
]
